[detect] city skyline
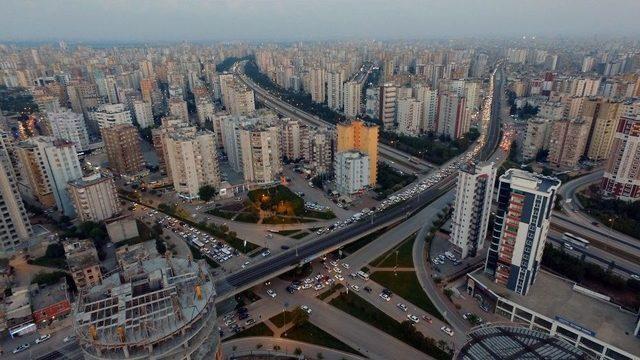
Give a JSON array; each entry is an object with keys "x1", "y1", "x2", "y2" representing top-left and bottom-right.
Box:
[{"x1": 1, "y1": 0, "x2": 640, "y2": 42}]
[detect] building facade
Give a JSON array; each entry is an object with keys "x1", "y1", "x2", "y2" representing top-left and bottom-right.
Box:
[
  {"x1": 484, "y1": 169, "x2": 560, "y2": 295},
  {"x1": 68, "y1": 173, "x2": 120, "y2": 222},
  {"x1": 101, "y1": 124, "x2": 145, "y2": 176},
  {"x1": 334, "y1": 151, "x2": 370, "y2": 195},
  {"x1": 602, "y1": 115, "x2": 640, "y2": 201},
  {"x1": 336, "y1": 119, "x2": 378, "y2": 186},
  {"x1": 450, "y1": 162, "x2": 496, "y2": 259}
]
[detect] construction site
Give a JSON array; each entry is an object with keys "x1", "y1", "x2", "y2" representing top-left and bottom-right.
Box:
[{"x1": 73, "y1": 254, "x2": 222, "y2": 360}]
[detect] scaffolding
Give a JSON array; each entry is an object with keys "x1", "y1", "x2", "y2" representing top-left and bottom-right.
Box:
[{"x1": 73, "y1": 255, "x2": 220, "y2": 360}]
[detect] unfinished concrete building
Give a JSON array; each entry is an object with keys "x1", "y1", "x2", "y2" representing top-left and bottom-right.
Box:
[{"x1": 73, "y1": 255, "x2": 221, "y2": 360}]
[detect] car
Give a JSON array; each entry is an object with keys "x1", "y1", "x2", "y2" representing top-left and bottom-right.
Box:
[
  {"x1": 334, "y1": 274, "x2": 344, "y2": 281},
  {"x1": 266, "y1": 289, "x2": 277, "y2": 298},
  {"x1": 407, "y1": 314, "x2": 420, "y2": 323},
  {"x1": 261, "y1": 250, "x2": 271, "y2": 257},
  {"x1": 301, "y1": 305, "x2": 312, "y2": 314},
  {"x1": 264, "y1": 281, "x2": 271, "y2": 286},
  {"x1": 422, "y1": 315, "x2": 433, "y2": 323},
  {"x1": 441, "y1": 326, "x2": 454, "y2": 337},
  {"x1": 63, "y1": 335, "x2": 77, "y2": 343},
  {"x1": 281, "y1": 245, "x2": 290, "y2": 250},
  {"x1": 396, "y1": 303, "x2": 408, "y2": 312},
  {"x1": 330, "y1": 260, "x2": 338, "y2": 267},
  {"x1": 35, "y1": 334, "x2": 51, "y2": 344},
  {"x1": 245, "y1": 318, "x2": 255, "y2": 326},
  {"x1": 631, "y1": 274, "x2": 640, "y2": 281},
  {"x1": 350, "y1": 284, "x2": 360, "y2": 292},
  {"x1": 342, "y1": 263, "x2": 350, "y2": 269},
  {"x1": 13, "y1": 344, "x2": 30, "y2": 354},
  {"x1": 302, "y1": 283, "x2": 312, "y2": 290},
  {"x1": 463, "y1": 312, "x2": 471, "y2": 320},
  {"x1": 314, "y1": 283, "x2": 325, "y2": 291},
  {"x1": 364, "y1": 286, "x2": 372, "y2": 293},
  {"x1": 379, "y1": 293, "x2": 391, "y2": 302},
  {"x1": 333, "y1": 266, "x2": 342, "y2": 274},
  {"x1": 238, "y1": 313, "x2": 250, "y2": 320}
]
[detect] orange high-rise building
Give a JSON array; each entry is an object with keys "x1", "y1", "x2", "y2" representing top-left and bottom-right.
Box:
[{"x1": 336, "y1": 119, "x2": 378, "y2": 185}]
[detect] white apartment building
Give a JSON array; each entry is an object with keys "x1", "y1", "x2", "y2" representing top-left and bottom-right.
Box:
[
  {"x1": 91, "y1": 103, "x2": 132, "y2": 130},
  {"x1": 227, "y1": 83, "x2": 255, "y2": 116},
  {"x1": 413, "y1": 85, "x2": 438, "y2": 133},
  {"x1": 46, "y1": 109, "x2": 90, "y2": 151},
  {"x1": 133, "y1": 100, "x2": 154, "y2": 129},
  {"x1": 0, "y1": 132, "x2": 32, "y2": 257},
  {"x1": 396, "y1": 98, "x2": 422, "y2": 136},
  {"x1": 379, "y1": 83, "x2": 397, "y2": 130},
  {"x1": 365, "y1": 88, "x2": 380, "y2": 120},
  {"x1": 450, "y1": 162, "x2": 496, "y2": 259},
  {"x1": 343, "y1": 81, "x2": 362, "y2": 118},
  {"x1": 165, "y1": 129, "x2": 220, "y2": 199},
  {"x1": 310, "y1": 68, "x2": 326, "y2": 104},
  {"x1": 281, "y1": 118, "x2": 306, "y2": 161},
  {"x1": 326, "y1": 71, "x2": 344, "y2": 110},
  {"x1": 68, "y1": 173, "x2": 120, "y2": 222},
  {"x1": 334, "y1": 151, "x2": 370, "y2": 195}
]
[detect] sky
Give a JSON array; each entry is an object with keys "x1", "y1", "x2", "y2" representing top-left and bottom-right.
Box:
[{"x1": 1, "y1": 0, "x2": 639, "y2": 42}]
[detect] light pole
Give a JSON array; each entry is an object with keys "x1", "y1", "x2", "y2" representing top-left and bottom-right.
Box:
[
  {"x1": 609, "y1": 217, "x2": 615, "y2": 235},
  {"x1": 394, "y1": 250, "x2": 399, "y2": 276}
]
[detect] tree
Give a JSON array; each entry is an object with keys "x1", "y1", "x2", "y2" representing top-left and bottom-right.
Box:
[
  {"x1": 291, "y1": 307, "x2": 309, "y2": 327},
  {"x1": 198, "y1": 185, "x2": 217, "y2": 202},
  {"x1": 294, "y1": 348, "x2": 302, "y2": 355},
  {"x1": 45, "y1": 243, "x2": 64, "y2": 258}
]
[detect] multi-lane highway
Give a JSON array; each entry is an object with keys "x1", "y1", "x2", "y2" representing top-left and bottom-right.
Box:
[{"x1": 215, "y1": 63, "x2": 506, "y2": 299}]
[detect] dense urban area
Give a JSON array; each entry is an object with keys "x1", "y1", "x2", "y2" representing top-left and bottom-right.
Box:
[{"x1": 0, "y1": 4, "x2": 640, "y2": 360}]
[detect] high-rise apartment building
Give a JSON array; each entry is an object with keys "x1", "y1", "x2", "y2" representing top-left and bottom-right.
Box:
[
  {"x1": 413, "y1": 85, "x2": 438, "y2": 133},
  {"x1": 327, "y1": 71, "x2": 344, "y2": 110},
  {"x1": 92, "y1": 103, "x2": 132, "y2": 131},
  {"x1": 101, "y1": 124, "x2": 144, "y2": 176},
  {"x1": 365, "y1": 88, "x2": 380, "y2": 120},
  {"x1": 485, "y1": 169, "x2": 560, "y2": 295},
  {"x1": 396, "y1": 98, "x2": 422, "y2": 136},
  {"x1": 152, "y1": 117, "x2": 195, "y2": 176},
  {"x1": 336, "y1": 119, "x2": 378, "y2": 186},
  {"x1": 0, "y1": 133, "x2": 32, "y2": 256},
  {"x1": 343, "y1": 81, "x2": 362, "y2": 118},
  {"x1": 582, "y1": 98, "x2": 620, "y2": 161},
  {"x1": 436, "y1": 92, "x2": 468, "y2": 139},
  {"x1": 310, "y1": 67, "x2": 326, "y2": 104},
  {"x1": 450, "y1": 163, "x2": 496, "y2": 259},
  {"x1": 169, "y1": 98, "x2": 189, "y2": 123},
  {"x1": 238, "y1": 121, "x2": 282, "y2": 184},
  {"x1": 602, "y1": 114, "x2": 640, "y2": 201},
  {"x1": 334, "y1": 151, "x2": 370, "y2": 195},
  {"x1": 16, "y1": 137, "x2": 82, "y2": 216},
  {"x1": 133, "y1": 100, "x2": 154, "y2": 129},
  {"x1": 227, "y1": 82, "x2": 255, "y2": 116},
  {"x1": 68, "y1": 173, "x2": 120, "y2": 222},
  {"x1": 281, "y1": 118, "x2": 306, "y2": 161},
  {"x1": 307, "y1": 127, "x2": 335, "y2": 175},
  {"x1": 46, "y1": 109, "x2": 90, "y2": 151},
  {"x1": 378, "y1": 83, "x2": 397, "y2": 130},
  {"x1": 165, "y1": 129, "x2": 221, "y2": 198},
  {"x1": 522, "y1": 118, "x2": 552, "y2": 161},
  {"x1": 547, "y1": 118, "x2": 590, "y2": 169}
]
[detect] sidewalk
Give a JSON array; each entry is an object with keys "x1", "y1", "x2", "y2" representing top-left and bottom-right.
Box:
[{"x1": 222, "y1": 336, "x2": 366, "y2": 360}]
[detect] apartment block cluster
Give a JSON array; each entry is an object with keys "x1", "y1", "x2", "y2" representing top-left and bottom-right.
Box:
[
  {"x1": 255, "y1": 45, "x2": 489, "y2": 140},
  {"x1": 509, "y1": 48, "x2": 640, "y2": 201}
]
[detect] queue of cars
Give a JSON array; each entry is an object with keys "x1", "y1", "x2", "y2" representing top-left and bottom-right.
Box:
[
  {"x1": 13, "y1": 334, "x2": 51, "y2": 354},
  {"x1": 153, "y1": 211, "x2": 240, "y2": 265}
]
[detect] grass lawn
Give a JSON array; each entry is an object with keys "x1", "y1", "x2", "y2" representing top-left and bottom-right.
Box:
[
  {"x1": 208, "y1": 208, "x2": 235, "y2": 219},
  {"x1": 370, "y1": 234, "x2": 416, "y2": 268},
  {"x1": 303, "y1": 209, "x2": 336, "y2": 220},
  {"x1": 317, "y1": 283, "x2": 344, "y2": 300},
  {"x1": 226, "y1": 322, "x2": 274, "y2": 340},
  {"x1": 28, "y1": 256, "x2": 67, "y2": 269},
  {"x1": 269, "y1": 310, "x2": 294, "y2": 328},
  {"x1": 370, "y1": 271, "x2": 444, "y2": 321},
  {"x1": 330, "y1": 292, "x2": 450, "y2": 360},
  {"x1": 284, "y1": 321, "x2": 362, "y2": 356},
  {"x1": 291, "y1": 232, "x2": 309, "y2": 239},
  {"x1": 276, "y1": 229, "x2": 300, "y2": 236},
  {"x1": 234, "y1": 212, "x2": 260, "y2": 223}
]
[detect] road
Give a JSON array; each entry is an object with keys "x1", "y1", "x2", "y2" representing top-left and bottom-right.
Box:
[
  {"x1": 215, "y1": 62, "x2": 506, "y2": 300},
  {"x1": 235, "y1": 61, "x2": 434, "y2": 173}
]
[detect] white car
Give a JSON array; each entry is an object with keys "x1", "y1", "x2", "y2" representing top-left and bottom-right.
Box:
[
  {"x1": 63, "y1": 335, "x2": 77, "y2": 343},
  {"x1": 261, "y1": 250, "x2": 271, "y2": 257},
  {"x1": 350, "y1": 284, "x2": 360, "y2": 292},
  {"x1": 407, "y1": 314, "x2": 420, "y2": 323},
  {"x1": 266, "y1": 289, "x2": 277, "y2": 298},
  {"x1": 301, "y1": 305, "x2": 312, "y2": 314},
  {"x1": 379, "y1": 293, "x2": 391, "y2": 302},
  {"x1": 335, "y1": 274, "x2": 344, "y2": 281},
  {"x1": 396, "y1": 303, "x2": 408, "y2": 312},
  {"x1": 35, "y1": 334, "x2": 51, "y2": 344},
  {"x1": 630, "y1": 274, "x2": 640, "y2": 281},
  {"x1": 314, "y1": 283, "x2": 325, "y2": 291},
  {"x1": 13, "y1": 344, "x2": 30, "y2": 354},
  {"x1": 330, "y1": 260, "x2": 338, "y2": 267},
  {"x1": 333, "y1": 267, "x2": 342, "y2": 274},
  {"x1": 342, "y1": 263, "x2": 350, "y2": 269},
  {"x1": 441, "y1": 326, "x2": 454, "y2": 337}
]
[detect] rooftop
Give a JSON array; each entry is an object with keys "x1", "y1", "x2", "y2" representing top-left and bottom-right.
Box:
[
  {"x1": 74, "y1": 256, "x2": 216, "y2": 350},
  {"x1": 470, "y1": 269, "x2": 640, "y2": 356},
  {"x1": 31, "y1": 281, "x2": 69, "y2": 310},
  {"x1": 502, "y1": 168, "x2": 561, "y2": 193},
  {"x1": 456, "y1": 324, "x2": 589, "y2": 360}
]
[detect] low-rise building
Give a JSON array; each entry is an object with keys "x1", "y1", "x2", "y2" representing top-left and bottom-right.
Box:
[{"x1": 64, "y1": 239, "x2": 102, "y2": 290}]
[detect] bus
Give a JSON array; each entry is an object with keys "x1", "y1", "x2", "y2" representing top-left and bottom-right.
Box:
[
  {"x1": 192, "y1": 239, "x2": 205, "y2": 248},
  {"x1": 562, "y1": 232, "x2": 589, "y2": 248},
  {"x1": 357, "y1": 271, "x2": 369, "y2": 281}
]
